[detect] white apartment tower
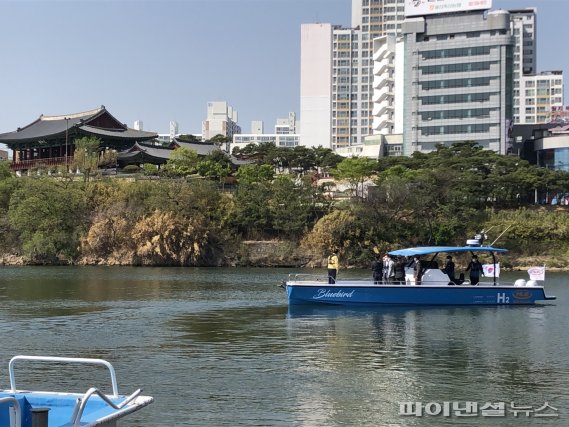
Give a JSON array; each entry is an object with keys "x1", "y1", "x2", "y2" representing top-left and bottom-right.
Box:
[
  {"x1": 372, "y1": 34, "x2": 404, "y2": 135},
  {"x1": 251, "y1": 121, "x2": 264, "y2": 134},
  {"x1": 509, "y1": 9, "x2": 564, "y2": 124},
  {"x1": 300, "y1": 0, "x2": 406, "y2": 149},
  {"x1": 510, "y1": 9, "x2": 537, "y2": 124},
  {"x1": 133, "y1": 120, "x2": 143, "y2": 131},
  {"x1": 169, "y1": 121, "x2": 178, "y2": 141},
  {"x1": 275, "y1": 112, "x2": 297, "y2": 134},
  {"x1": 201, "y1": 101, "x2": 241, "y2": 141},
  {"x1": 352, "y1": 0, "x2": 405, "y2": 38},
  {"x1": 300, "y1": 23, "x2": 333, "y2": 148},
  {"x1": 520, "y1": 71, "x2": 564, "y2": 124}
]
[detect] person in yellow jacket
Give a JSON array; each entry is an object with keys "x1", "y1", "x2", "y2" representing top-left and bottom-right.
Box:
[{"x1": 327, "y1": 248, "x2": 339, "y2": 284}]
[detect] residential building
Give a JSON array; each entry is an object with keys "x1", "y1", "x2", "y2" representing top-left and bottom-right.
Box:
[
  {"x1": 232, "y1": 134, "x2": 300, "y2": 151},
  {"x1": 275, "y1": 112, "x2": 297, "y2": 134},
  {"x1": 401, "y1": 9, "x2": 514, "y2": 155},
  {"x1": 169, "y1": 121, "x2": 178, "y2": 141},
  {"x1": 351, "y1": 0, "x2": 405, "y2": 37},
  {"x1": 251, "y1": 121, "x2": 264, "y2": 134},
  {"x1": 372, "y1": 34, "x2": 404, "y2": 135},
  {"x1": 201, "y1": 101, "x2": 241, "y2": 141},
  {"x1": 300, "y1": 23, "x2": 333, "y2": 148},
  {"x1": 519, "y1": 71, "x2": 564, "y2": 125},
  {"x1": 300, "y1": 1, "x2": 407, "y2": 150},
  {"x1": 133, "y1": 120, "x2": 143, "y2": 131}
]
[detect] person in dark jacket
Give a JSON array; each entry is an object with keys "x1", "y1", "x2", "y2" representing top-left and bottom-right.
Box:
[
  {"x1": 443, "y1": 255, "x2": 456, "y2": 282},
  {"x1": 394, "y1": 256, "x2": 406, "y2": 284},
  {"x1": 371, "y1": 255, "x2": 383, "y2": 284},
  {"x1": 413, "y1": 256, "x2": 422, "y2": 285},
  {"x1": 465, "y1": 255, "x2": 483, "y2": 285}
]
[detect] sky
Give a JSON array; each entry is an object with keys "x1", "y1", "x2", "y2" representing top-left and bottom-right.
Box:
[{"x1": 0, "y1": 0, "x2": 568, "y2": 146}]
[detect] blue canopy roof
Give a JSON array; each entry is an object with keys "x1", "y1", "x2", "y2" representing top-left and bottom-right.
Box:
[{"x1": 389, "y1": 246, "x2": 508, "y2": 257}]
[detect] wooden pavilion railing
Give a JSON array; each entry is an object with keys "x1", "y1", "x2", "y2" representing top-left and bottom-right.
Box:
[{"x1": 10, "y1": 157, "x2": 67, "y2": 171}]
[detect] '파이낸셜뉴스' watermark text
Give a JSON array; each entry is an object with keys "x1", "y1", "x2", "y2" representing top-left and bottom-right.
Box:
[{"x1": 399, "y1": 401, "x2": 559, "y2": 418}]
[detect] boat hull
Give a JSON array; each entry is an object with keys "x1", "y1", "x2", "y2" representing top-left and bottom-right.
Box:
[{"x1": 286, "y1": 282, "x2": 555, "y2": 306}]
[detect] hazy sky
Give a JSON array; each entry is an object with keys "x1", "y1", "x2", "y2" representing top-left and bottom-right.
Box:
[{"x1": 0, "y1": 0, "x2": 567, "y2": 143}]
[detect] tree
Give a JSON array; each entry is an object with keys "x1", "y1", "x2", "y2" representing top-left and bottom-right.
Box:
[
  {"x1": 8, "y1": 179, "x2": 87, "y2": 262},
  {"x1": 0, "y1": 160, "x2": 11, "y2": 180},
  {"x1": 230, "y1": 182, "x2": 273, "y2": 238},
  {"x1": 268, "y1": 176, "x2": 312, "y2": 239},
  {"x1": 72, "y1": 136, "x2": 101, "y2": 182},
  {"x1": 236, "y1": 164, "x2": 274, "y2": 184},
  {"x1": 176, "y1": 134, "x2": 200, "y2": 143},
  {"x1": 332, "y1": 157, "x2": 377, "y2": 198},
  {"x1": 209, "y1": 134, "x2": 230, "y2": 146},
  {"x1": 164, "y1": 147, "x2": 199, "y2": 176}
]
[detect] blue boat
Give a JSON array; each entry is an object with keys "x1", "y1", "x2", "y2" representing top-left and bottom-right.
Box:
[
  {"x1": 284, "y1": 243, "x2": 556, "y2": 306},
  {"x1": 0, "y1": 355, "x2": 153, "y2": 427}
]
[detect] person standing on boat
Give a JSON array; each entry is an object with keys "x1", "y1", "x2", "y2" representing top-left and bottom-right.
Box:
[
  {"x1": 466, "y1": 254, "x2": 483, "y2": 285},
  {"x1": 327, "y1": 249, "x2": 339, "y2": 284},
  {"x1": 413, "y1": 256, "x2": 422, "y2": 285},
  {"x1": 386, "y1": 255, "x2": 396, "y2": 283},
  {"x1": 443, "y1": 255, "x2": 456, "y2": 282},
  {"x1": 382, "y1": 254, "x2": 390, "y2": 282},
  {"x1": 394, "y1": 256, "x2": 406, "y2": 284},
  {"x1": 371, "y1": 254, "x2": 383, "y2": 284}
]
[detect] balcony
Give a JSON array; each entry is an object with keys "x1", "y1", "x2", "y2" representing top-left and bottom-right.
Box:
[{"x1": 10, "y1": 157, "x2": 67, "y2": 171}]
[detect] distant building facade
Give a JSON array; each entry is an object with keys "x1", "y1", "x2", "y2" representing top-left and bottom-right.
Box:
[
  {"x1": 300, "y1": 1, "x2": 406, "y2": 150},
  {"x1": 169, "y1": 121, "x2": 179, "y2": 141},
  {"x1": 401, "y1": 9, "x2": 514, "y2": 155},
  {"x1": 201, "y1": 101, "x2": 241, "y2": 141},
  {"x1": 133, "y1": 120, "x2": 143, "y2": 131},
  {"x1": 251, "y1": 121, "x2": 264, "y2": 134},
  {"x1": 232, "y1": 134, "x2": 299, "y2": 151},
  {"x1": 0, "y1": 149, "x2": 7, "y2": 160},
  {"x1": 518, "y1": 71, "x2": 564, "y2": 125},
  {"x1": 275, "y1": 112, "x2": 297, "y2": 134}
]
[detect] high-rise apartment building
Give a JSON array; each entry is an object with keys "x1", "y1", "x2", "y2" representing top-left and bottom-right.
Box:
[
  {"x1": 510, "y1": 9, "x2": 537, "y2": 124},
  {"x1": 201, "y1": 101, "x2": 241, "y2": 141},
  {"x1": 169, "y1": 121, "x2": 178, "y2": 141},
  {"x1": 300, "y1": 0, "x2": 406, "y2": 149},
  {"x1": 352, "y1": 0, "x2": 405, "y2": 39},
  {"x1": 402, "y1": 9, "x2": 514, "y2": 155},
  {"x1": 275, "y1": 112, "x2": 297, "y2": 134},
  {"x1": 300, "y1": 23, "x2": 333, "y2": 148},
  {"x1": 520, "y1": 71, "x2": 564, "y2": 124},
  {"x1": 133, "y1": 120, "x2": 143, "y2": 131},
  {"x1": 509, "y1": 9, "x2": 564, "y2": 125}
]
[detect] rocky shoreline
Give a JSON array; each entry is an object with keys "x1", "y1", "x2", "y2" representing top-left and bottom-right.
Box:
[{"x1": 1, "y1": 241, "x2": 568, "y2": 271}]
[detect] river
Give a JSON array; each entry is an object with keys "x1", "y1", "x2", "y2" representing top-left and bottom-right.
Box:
[{"x1": 0, "y1": 266, "x2": 566, "y2": 426}]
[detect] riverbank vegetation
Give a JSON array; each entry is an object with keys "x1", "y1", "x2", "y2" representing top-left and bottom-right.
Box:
[{"x1": 1, "y1": 142, "x2": 569, "y2": 268}]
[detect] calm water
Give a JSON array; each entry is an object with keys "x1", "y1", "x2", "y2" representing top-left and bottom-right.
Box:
[{"x1": 0, "y1": 266, "x2": 567, "y2": 426}]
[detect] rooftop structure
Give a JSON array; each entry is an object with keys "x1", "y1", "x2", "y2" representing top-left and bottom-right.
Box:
[{"x1": 0, "y1": 106, "x2": 157, "y2": 171}]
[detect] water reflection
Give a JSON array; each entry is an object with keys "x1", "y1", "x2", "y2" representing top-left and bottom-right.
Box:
[{"x1": 0, "y1": 267, "x2": 565, "y2": 426}]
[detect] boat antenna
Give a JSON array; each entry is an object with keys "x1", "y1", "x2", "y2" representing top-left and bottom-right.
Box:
[{"x1": 490, "y1": 224, "x2": 512, "y2": 246}]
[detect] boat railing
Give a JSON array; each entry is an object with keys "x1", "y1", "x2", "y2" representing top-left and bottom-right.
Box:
[
  {"x1": 0, "y1": 396, "x2": 21, "y2": 427},
  {"x1": 288, "y1": 273, "x2": 329, "y2": 282},
  {"x1": 70, "y1": 387, "x2": 143, "y2": 427},
  {"x1": 9, "y1": 355, "x2": 119, "y2": 398}
]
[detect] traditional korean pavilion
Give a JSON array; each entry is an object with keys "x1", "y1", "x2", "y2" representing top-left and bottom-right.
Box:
[
  {"x1": 117, "y1": 138, "x2": 251, "y2": 168},
  {"x1": 0, "y1": 106, "x2": 157, "y2": 171}
]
